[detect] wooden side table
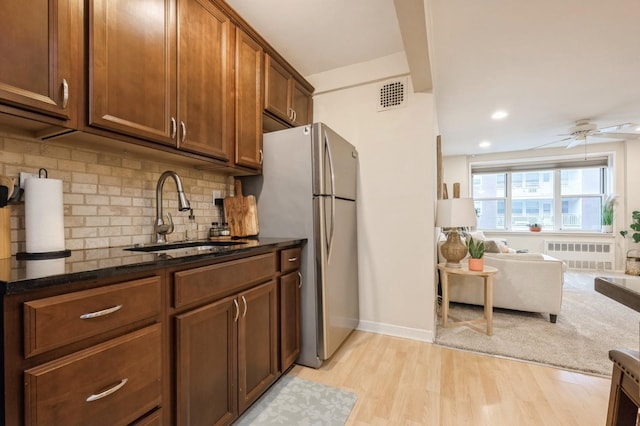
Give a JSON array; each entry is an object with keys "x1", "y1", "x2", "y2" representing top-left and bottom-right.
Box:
[{"x1": 437, "y1": 263, "x2": 498, "y2": 336}]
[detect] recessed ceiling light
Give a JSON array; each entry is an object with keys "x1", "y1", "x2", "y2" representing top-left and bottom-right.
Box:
[
  {"x1": 491, "y1": 111, "x2": 508, "y2": 120},
  {"x1": 479, "y1": 141, "x2": 491, "y2": 148}
]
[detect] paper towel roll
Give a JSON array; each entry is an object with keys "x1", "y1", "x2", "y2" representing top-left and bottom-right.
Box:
[
  {"x1": 26, "y1": 258, "x2": 66, "y2": 279},
  {"x1": 25, "y1": 178, "x2": 65, "y2": 254}
]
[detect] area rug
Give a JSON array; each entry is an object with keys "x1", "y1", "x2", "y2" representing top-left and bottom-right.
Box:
[
  {"x1": 435, "y1": 271, "x2": 640, "y2": 376},
  {"x1": 234, "y1": 375, "x2": 357, "y2": 425}
]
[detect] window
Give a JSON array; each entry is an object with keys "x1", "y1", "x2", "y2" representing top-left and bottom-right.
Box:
[{"x1": 471, "y1": 158, "x2": 609, "y2": 232}]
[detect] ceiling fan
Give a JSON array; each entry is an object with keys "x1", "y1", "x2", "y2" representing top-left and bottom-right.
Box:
[{"x1": 531, "y1": 119, "x2": 640, "y2": 150}]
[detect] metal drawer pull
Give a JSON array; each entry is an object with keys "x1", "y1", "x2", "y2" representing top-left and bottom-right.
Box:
[
  {"x1": 233, "y1": 299, "x2": 239, "y2": 322},
  {"x1": 241, "y1": 296, "x2": 247, "y2": 318},
  {"x1": 61, "y1": 78, "x2": 69, "y2": 109},
  {"x1": 298, "y1": 271, "x2": 303, "y2": 288},
  {"x1": 259, "y1": 149, "x2": 264, "y2": 165},
  {"x1": 180, "y1": 121, "x2": 186, "y2": 143},
  {"x1": 80, "y1": 304, "x2": 123, "y2": 319},
  {"x1": 288, "y1": 257, "x2": 298, "y2": 262},
  {"x1": 170, "y1": 117, "x2": 177, "y2": 139},
  {"x1": 86, "y1": 378, "x2": 128, "y2": 402}
]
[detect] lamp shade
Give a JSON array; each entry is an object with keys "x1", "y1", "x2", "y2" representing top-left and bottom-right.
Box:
[{"x1": 436, "y1": 198, "x2": 477, "y2": 228}]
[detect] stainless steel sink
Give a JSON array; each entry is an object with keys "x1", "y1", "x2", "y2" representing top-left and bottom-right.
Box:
[{"x1": 124, "y1": 240, "x2": 247, "y2": 254}]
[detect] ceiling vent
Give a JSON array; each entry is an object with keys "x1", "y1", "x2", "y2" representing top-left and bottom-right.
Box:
[{"x1": 377, "y1": 77, "x2": 407, "y2": 112}]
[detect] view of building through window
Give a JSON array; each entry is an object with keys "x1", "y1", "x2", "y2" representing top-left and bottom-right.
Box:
[{"x1": 473, "y1": 166, "x2": 606, "y2": 231}]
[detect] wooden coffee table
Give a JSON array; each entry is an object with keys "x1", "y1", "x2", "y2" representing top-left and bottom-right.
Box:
[{"x1": 438, "y1": 263, "x2": 498, "y2": 335}]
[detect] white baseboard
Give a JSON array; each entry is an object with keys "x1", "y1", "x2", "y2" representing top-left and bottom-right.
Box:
[{"x1": 357, "y1": 320, "x2": 434, "y2": 343}]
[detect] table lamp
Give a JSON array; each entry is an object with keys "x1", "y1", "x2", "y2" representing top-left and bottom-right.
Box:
[{"x1": 436, "y1": 198, "x2": 478, "y2": 268}]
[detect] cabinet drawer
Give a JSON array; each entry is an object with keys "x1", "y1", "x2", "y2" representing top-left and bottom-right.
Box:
[
  {"x1": 24, "y1": 324, "x2": 162, "y2": 426},
  {"x1": 174, "y1": 252, "x2": 276, "y2": 308},
  {"x1": 24, "y1": 276, "x2": 161, "y2": 358},
  {"x1": 280, "y1": 247, "x2": 301, "y2": 273}
]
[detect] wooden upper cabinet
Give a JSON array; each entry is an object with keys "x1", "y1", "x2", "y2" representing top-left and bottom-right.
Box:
[
  {"x1": 0, "y1": 0, "x2": 81, "y2": 125},
  {"x1": 264, "y1": 55, "x2": 292, "y2": 122},
  {"x1": 88, "y1": 0, "x2": 176, "y2": 145},
  {"x1": 177, "y1": 0, "x2": 234, "y2": 160},
  {"x1": 291, "y1": 81, "x2": 313, "y2": 126},
  {"x1": 234, "y1": 28, "x2": 264, "y2": 171},
  {"x1": 264, "y1": 54, "x2": 313, "y2": 127}
]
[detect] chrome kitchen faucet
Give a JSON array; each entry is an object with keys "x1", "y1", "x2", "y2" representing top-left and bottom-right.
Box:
[{"x1": 155, "y1": 171, "x2": 190, "y2": 243}]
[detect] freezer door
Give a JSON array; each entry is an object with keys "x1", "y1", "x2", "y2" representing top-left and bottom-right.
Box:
[
  {"x1": 315, "y1": 196, "x2": 359, "y2": 360},
  {"x1": 312, "y1": 123, "x2": 357, "y2": 200}
]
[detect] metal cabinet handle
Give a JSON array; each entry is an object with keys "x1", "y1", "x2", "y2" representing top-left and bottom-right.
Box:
[
  {"x1": 86, "y1": 378, "x2": 128, "y2": 402},
  {"x1": 170, "y1": 117, "x2": 177, "y2": 140},
  {"x1": 297, "y1": 271, "x2": 303, "y2": 289},
  {"x1": 241, "y1": 296, "x2": 247, "y2": 318},
  {"x1": 80, "y1": 304, "x2": 123, "y2": 319},
  {"x1": 259, "y1": 149, "x2": 264, "y2": 165},
  {"x1": 292, "y1": 109, "x2": 297, "y2": 123},
  {"x1": 288, "y1": 257, "x2": 297, "y2": 262},
  {"x1": 233, "y1": 298, "x2": 239, "y2": 322},
  {"x1": 180, "y1": 121, "x2": 186, "y2": 144},
  {"x1": 61, "y1": 79, "x2": 69, "y2": 109}
]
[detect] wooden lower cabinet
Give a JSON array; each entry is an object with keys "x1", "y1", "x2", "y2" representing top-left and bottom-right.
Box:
[
  {"x1": 237, "y1": 280, "x2": 278, "y2": 412},
  {"x1": 175, "y1": 279, "x2": 278, "y2": 425},
  {"x1": 175, "y1": 295, "x2": 237, "y2": 426},
  {"x1": 2, "y1": 246, "x2": 301, "y2": 425},
  {"x1": 24, "y1": 324, "x2": 161, "y2": 426},
  {"x1": 279, "y1": 271, "x2": 301, "y2": 372}
]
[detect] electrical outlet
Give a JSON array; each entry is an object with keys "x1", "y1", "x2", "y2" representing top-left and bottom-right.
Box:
[
  {"x1": 19, "y1": 172, "x2": 37, "y2": 189},
  {"x1": 212, "y1": 190, "x2": 222, "y2": 204}
]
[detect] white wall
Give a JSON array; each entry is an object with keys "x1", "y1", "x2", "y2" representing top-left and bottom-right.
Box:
[
  {"x1": 441, "y1": 155, "x2": 469, "y2": 197},
  {"x1": 307, "y1": 53, "x2": 438, "y2": 341},
  {"x1": 623, "y1": 141, "x2": 640, "y2": 257}
]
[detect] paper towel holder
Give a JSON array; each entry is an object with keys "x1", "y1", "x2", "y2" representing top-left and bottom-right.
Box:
[{"x1": 17, "y1": 249, "x2": 71, "y2": 260}]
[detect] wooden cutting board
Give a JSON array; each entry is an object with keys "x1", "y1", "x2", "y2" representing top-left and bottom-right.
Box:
[{"x1": 223, "y1": 179, "x2": 259, "y2": 237}]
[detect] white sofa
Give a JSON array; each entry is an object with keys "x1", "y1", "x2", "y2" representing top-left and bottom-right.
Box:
[{"x1": 440, "y1": 250, "x2": 566, "y2": 323}]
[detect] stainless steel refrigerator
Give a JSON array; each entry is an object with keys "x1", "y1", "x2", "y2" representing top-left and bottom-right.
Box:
[{"x1": 243, "y1": 123, "x2": 359, "y2": 368}]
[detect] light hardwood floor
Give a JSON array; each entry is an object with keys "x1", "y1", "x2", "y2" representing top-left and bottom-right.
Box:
[{"x1": 291, "y1": 330, "x2": 611, "y2": 425}]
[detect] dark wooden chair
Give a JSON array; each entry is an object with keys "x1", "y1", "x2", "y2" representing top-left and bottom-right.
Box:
[{"x1": 607, "y1": 349, "x2": 640, "y2": 426}]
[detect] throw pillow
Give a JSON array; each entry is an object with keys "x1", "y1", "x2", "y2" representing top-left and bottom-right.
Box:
[
  {"x1": 496, "y1": 240, "x2": 510, "y2": 253},
  {"x1": 484, "y1": 240, "x2": 501, "y2": 253}
]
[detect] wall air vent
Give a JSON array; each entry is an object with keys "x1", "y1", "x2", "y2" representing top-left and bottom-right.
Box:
[{"x1": 377, "y1": 77, "x2": 407, "y2": 112}]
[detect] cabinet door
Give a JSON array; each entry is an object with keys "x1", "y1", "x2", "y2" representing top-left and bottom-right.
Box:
[
  {"x1": 88, "y1": 0, "x2": 176, "y2": 145},
  {"x1": 291, "y1": 82, "x2": 313, "y2": 126},
  {"x1": 177, "y1": 0, "x2": 233, "y2": 160},
  {"x1": 175, "y1": 296, "x2": 237, "y2": 426},
  {"x1": 279, "y1": 271, "x2": 301, "y2": 372},
  {"x1": 234, "y1": 28, "x2": 264, "y2": 170},
  {"x1": 237, "y1": 280, "x2": 278, "y2": 412},
  {"x1": 264, "y1": 54, "x2": 292, "y2": 123},
  {"x1": 0, "y1": 0, "x2": 80, "y2": 123}
]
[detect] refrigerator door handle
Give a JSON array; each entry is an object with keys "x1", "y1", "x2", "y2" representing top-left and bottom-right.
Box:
[{"x1": 324, "y1": 133, "x2": 336, "y2": 260}]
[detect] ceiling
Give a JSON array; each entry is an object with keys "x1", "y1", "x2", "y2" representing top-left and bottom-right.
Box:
[{"x1": 226, "y1": 0, "x2": 640, "y2": 156}]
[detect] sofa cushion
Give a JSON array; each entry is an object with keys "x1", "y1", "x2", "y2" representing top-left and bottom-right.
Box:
[{"x1": 486, "y1": 252, "x2": 545, "y2": 261}]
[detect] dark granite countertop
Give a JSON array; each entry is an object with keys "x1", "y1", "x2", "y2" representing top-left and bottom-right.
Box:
[{"x1": 0, "y1": 237, "x2": 305, "y2": 295}]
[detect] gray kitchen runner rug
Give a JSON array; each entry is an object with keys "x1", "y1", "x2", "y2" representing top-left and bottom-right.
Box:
[
  {"x1": 234, "y1": 375, "x2": 357, "y2": 425},
  {"x1": 435, "y1": 271, "x2": 640, "y2": 376}
]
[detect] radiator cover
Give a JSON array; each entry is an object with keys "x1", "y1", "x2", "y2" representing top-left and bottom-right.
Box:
[{"x1": 544, "y1": 240, "x2": 614, "y2": 271}]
